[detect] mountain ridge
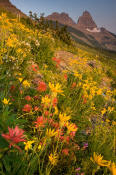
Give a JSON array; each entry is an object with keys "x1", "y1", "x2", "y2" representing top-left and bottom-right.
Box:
[
  {"x1": 0, "y1": 0, "x2": 116, "y2": 51},
  {"x1": 0, "y1": 0, "x2": 26, "y2": 17},
  {"x1": 46, "y1": 11, "x2": 116, "y2": 51}
]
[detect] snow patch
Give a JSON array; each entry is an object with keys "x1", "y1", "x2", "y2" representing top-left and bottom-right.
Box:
[{"x1": 86, "y1": 28, "x2": 101, "y2": 33}]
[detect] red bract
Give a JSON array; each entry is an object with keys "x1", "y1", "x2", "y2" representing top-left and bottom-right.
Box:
[
  {"x1": 25, "y1": 96, "x2": 31, "y2": 101},
  {"x1": 2, "y1": 126, "x2": 26, "y2": 151},
  {"x1": 82, "y1": 96, "x2": 87, "y2": 104},
  {"x1": 20, "y1": 90, "x2": 23, "y2": 94},
  {"x1": 34, "y1": 106, "x2": 39, "y2": 111},
  {"x1": 22, "y1": 104, "x2": 32, "y2": 112},
  {"x1": 48, "y1": 119, "x2": 59, "y2": 128},
  {"x1": 64, "y1": 74, "x2": 68, "y2": 80},
  {"x1": 44, "y1": 111, "x2": 49, "y2": 116},
  {"x1": 52, "y1": 57, "x2": 57, "y2": 61},
  {"x1": 37, "y1": 81, "x2": 47, "y2": 92},
  {"x1": 52, "y1": 97, "x2": 58, "y2": 107},
  {"x1": 60, "y1": 136, "x2": 70, "y2": 143},
  {"x1": 52, "y1": 57, "x2": 61, "y2": 66},
  {"x1": 52, "y1": 121, "x2": 59, "y2": 128},
  {"x1": 72, "y1": 82, "x2": 76, "y2": 88},
  {"x1": 69, "y1": 131, "x2": 76, "y2": 139},
  {"x1": 10, "y1": 85, "x2": 15, "y2": 91},
  {"x1": 35, "y1": 116, "x2": 47, "y2": 128},
  {"x1": 32, "y1": 64, "x2": 39, "y2": 72},
  {"x1": 62, "y1": 148, "x2": 69, "y2": 155},
  {"x1": 56, "y1": 129, "x2": 64, "y2": 139}
]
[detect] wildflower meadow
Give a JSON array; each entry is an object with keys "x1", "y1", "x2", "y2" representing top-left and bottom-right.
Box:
[{"x1": 0, "y1": 12, "x2": 116, "y2": 175}]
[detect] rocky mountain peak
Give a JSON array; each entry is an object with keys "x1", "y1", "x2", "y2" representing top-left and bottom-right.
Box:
[
  {"x1": 46, "y1": 12, "x2": 76, "y2": 27},
  {"x1": 82, "y1": 10, "x2": 92, "y2": 17},
  {"x1": 60, "y1": 12, "x2": 69, "y2": 17},
  {"x1": 77, "y1": 10, "x2": 97, "y2": 30}
]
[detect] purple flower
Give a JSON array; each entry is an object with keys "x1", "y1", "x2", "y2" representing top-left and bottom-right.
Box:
[
  {"x1": 75, "y1": 167, "x2": 81, "y2": 172},
  {"x1": 83, "y1": 142, "x2": 88, "y2": 149}
]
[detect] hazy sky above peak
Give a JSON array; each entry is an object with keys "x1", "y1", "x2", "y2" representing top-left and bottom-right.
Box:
[{"x1": 10, "y1": 0, "x2": 116, "y2": 34}]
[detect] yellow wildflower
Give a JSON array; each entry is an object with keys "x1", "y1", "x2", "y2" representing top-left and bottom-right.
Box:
[
  {"x1": 101, "y1": 108, "x2": 106, "y2": 115},
  {"x1": 91, "y1": 106, "x2": 96, "y2": 111},
  {"x1": 78, "y1": 82, "x2": 82, "y2": 87},
  {"x1": 17, "y1": 48, "x2": 22, "y2": 54},
  {"x1": 90, "y1": 152, "x2": 110, "y2": 167},
  {"x1": 106, "y1": 119, "x2": 110, "y2": 123},
  {"x1": 49, "y1": 82, "x2": 63, "y2": 96},
  {"x1": 88, "y1": 95, "x2": 93, "y2": 100},
  {"x1": 49, "y1": 153, "x2": 58, "y2": 166},
  {"x1": 41, "y1": 96, "x2": 51, "y2": 106},
  {"x1": 59, "y1": 113, "x2": 71, "y2": 126},
  {"x1": 90, "y1": 89, "x2": 95, "y2": 96},
  {"x1": 74, "y1": 71, "x2": 82, "y2": 80},
  {"x1": 96, "y1": 89, "x2": 102, "y2": 95},
  {"x1": 17, "y1": 73, "x2": 22, "y2": 76},
  {"x1": 108, "y1": 107, "x2": 114, "y2": 113},
  {"x1": 0, "y1": 48, "x2": 7, "y2": 54},
  {"x1": 6, "y1": 34, "x2": 19, "y2": 48},
  {"x1": 24, "y1": 141, "x2": 34, "y2": 151},
  {"x1": 66, "y1": 122, "x2": 78, "y2": 133},
  {"x1": 18, "y1": 77, "x2": 23, "y2": 82},
  {"x1": 2, "y1": 98, "x2": 11, "y2": 105},
  {"x1": 108, "y1": 162, "x2": 116, "y2": 175},
  {"x1": 0, "y1": 13, "x2": 7, "y2": 19},
  {"x1": 23, "y1": 80, "x2": 30, "y2": 88},
  {"x1": 91, "y1": 103, "x2": 96, "y2": 111},
  {"x1": 112, "y1": 121, "x2": 116, "y2": 126},
  {"x1": 54, "y1": 107, "x2": 58, "y2": 115},
  {"x1": 38, "y1": 145, "x2": 42, "y2": 150},
  {"x1": 46, "y1": 128, "x2": 57, "y2": 138}
]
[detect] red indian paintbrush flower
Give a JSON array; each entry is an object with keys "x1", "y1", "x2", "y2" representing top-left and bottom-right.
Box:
[
  {"x1": 37, "y1": 81, "x2": 47, "y2": 92},
  {"x1": 44, "y1": 110, "x2": 49, "y2": 116},
  {"x1": 34, "y1": 116, "x2": 47, "y2": 128},
  {"x1": 71, "y1": 82, "x2": 76, "y2": 88},
  {"x1": 2, "y1": 126, "x2": 26, "y2": 151},
  {"x1": 64, "y1": 74, "x2": 68, "y2": 80},
  {"x1": 34, "y1": 106, "x2": 39, "y2": 111},
  {"x1": 52, "y1": 97, "x2": 58, "y2": 107},
  {"x1": 25, "y1": 96, "x2": 31, "y2": 101},
  {"x1": 22, "y1": 104, "x2": 32, "y2": 112},
  {"x1": 62, "y1": 148, "x2": 69, "y2": 155},
  {"x1": 32, "y1": 64, "x2": 39, "y2": 72},
  {"x1": 10, "y1": 85, "x2": 15, "y2": 91},
  {"x1": 52, "y1": 57, "x2": 61, "y2": 65}
]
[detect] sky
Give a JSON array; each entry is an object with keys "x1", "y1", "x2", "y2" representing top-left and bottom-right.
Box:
[{"x1": 10, "y1": 0, "x2": 116, "y2": 34}]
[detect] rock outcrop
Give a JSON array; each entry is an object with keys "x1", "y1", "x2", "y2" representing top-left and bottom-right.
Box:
[{"x1": 77, "y1": 11, "x2": 97, "y2": 30}]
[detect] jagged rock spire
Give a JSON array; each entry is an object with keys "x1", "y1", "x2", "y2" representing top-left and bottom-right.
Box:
[{"x1": 77, "y1": 10, "x2": 97, "y2": 29}]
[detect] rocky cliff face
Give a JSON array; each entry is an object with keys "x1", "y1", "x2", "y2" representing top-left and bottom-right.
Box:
[
  {"x1": 0, "y1": 0, "x2": 26, "y2": 17},
  {"x1": 77, "y1": 11, "x2": 97, "y2": 30}
]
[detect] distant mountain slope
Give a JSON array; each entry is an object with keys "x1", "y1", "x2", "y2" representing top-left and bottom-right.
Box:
[
  {"x1": 0, "y1": 0, "x2": 26, "y2": 17},
  {"x1": 0, "y1": 1, "x2": 116, "y2": 51},
  {"x1": 46, "y1": 11, "x2": 116, "y2": 51}
]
